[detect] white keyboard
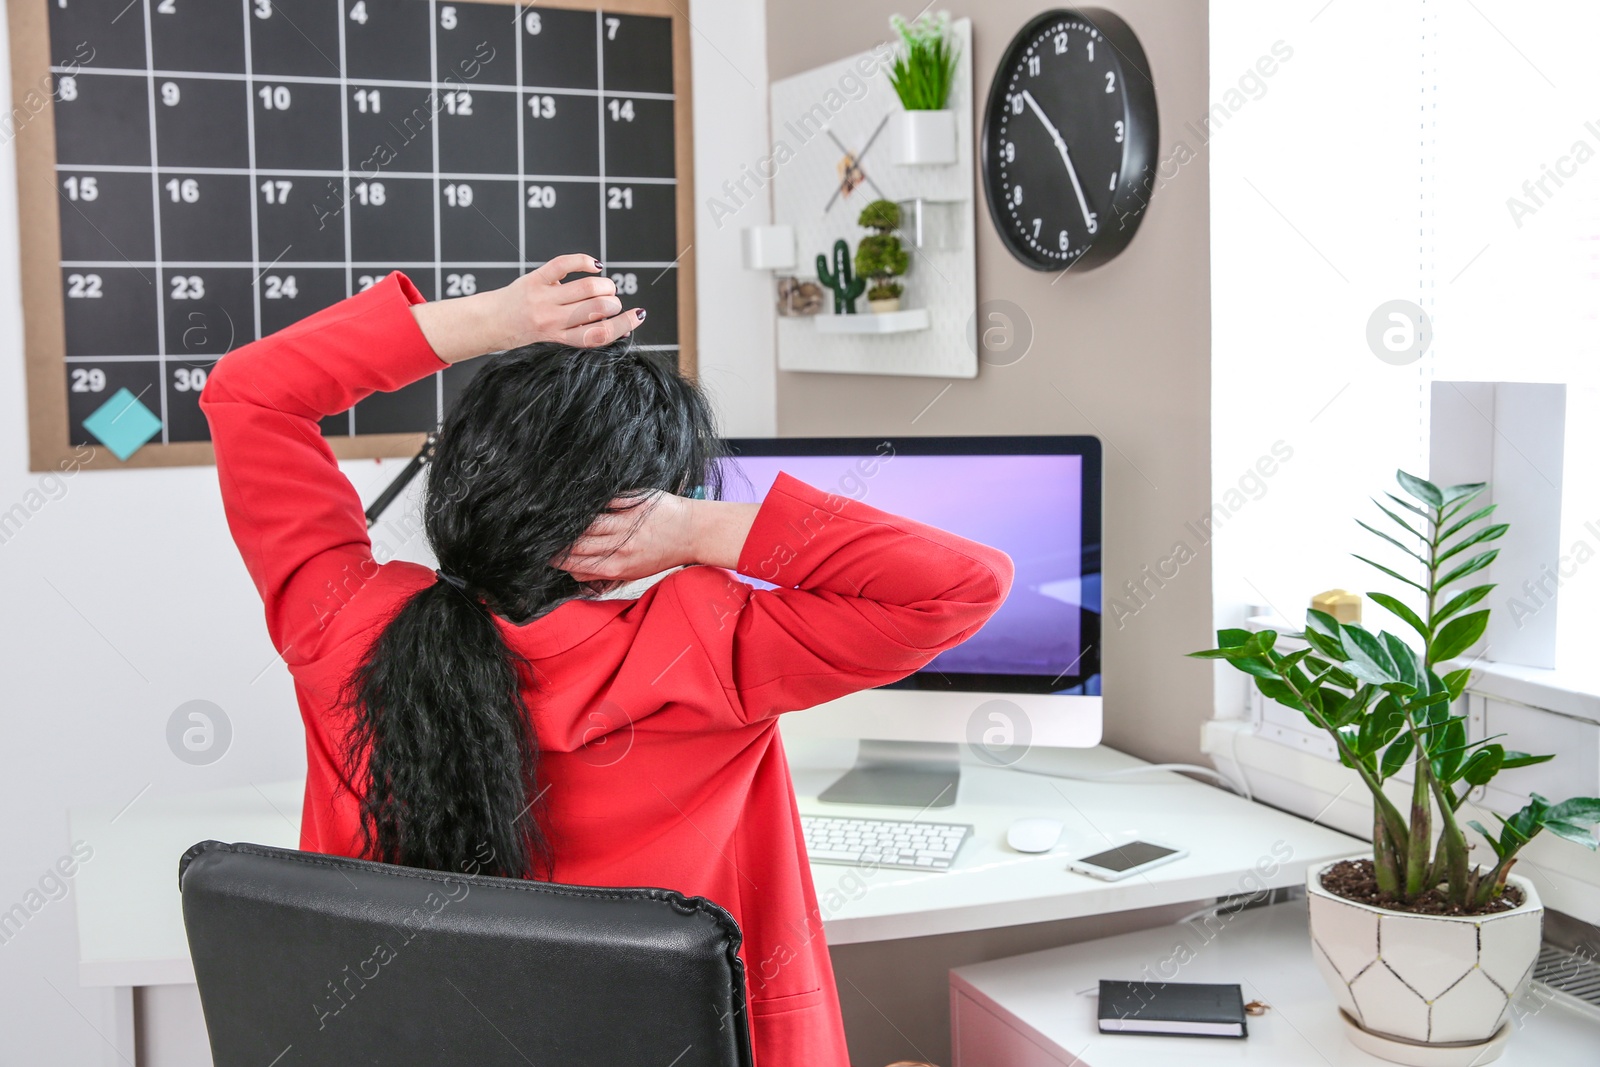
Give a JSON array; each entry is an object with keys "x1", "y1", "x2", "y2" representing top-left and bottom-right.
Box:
[{"x1": 801, "y1": 815, "x2": 974, "y2": 871}]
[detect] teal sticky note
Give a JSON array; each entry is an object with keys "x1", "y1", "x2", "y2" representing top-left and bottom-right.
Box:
[{"x1": 82, "y1": 387, "x2": 163, "y2": 461}]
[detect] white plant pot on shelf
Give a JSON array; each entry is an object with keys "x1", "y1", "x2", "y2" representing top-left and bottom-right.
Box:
[
  {"x1": 1306, "y1": 857, "x2": 1543, "y2": 1066},
  {"x1": 890, "y1": 108, "x2": 957, "y2": 166}
]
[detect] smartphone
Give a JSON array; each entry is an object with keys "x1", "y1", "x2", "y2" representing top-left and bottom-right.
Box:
[{"x1": 1065, "y1": 839, "x2": 1187, "y2": 882}]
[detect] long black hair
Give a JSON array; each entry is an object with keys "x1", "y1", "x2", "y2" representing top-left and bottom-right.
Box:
[{"x1": 343, "y1": 338, "x2": 722, "y2": 879}]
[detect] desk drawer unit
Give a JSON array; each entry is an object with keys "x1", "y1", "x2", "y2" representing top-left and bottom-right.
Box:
[{"x1": 951, "y1": 983, "x2": 1074, "y2": 1067}]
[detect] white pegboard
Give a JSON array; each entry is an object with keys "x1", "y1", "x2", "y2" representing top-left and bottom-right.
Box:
[{"x1": 769, "y1": 19, "x2": 977, "y2": 378}]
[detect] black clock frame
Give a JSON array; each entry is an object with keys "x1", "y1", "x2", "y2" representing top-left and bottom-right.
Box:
[{"x1": 980, "y1": 7, "x2": 1159, "y2": 272}]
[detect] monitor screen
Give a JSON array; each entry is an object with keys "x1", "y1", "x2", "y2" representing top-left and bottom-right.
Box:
[{"x1": 716, "y1": 437, "x2": 1101, "y2": 695}]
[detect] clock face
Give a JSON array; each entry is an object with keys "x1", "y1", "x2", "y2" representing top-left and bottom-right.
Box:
[{"x1": 981, "y1": 9, "x2": 1159, "y2": 272}]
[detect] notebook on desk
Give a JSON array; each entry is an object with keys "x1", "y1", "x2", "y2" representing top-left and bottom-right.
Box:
[{"x1": 1097, "y1": 980, "x2": 1248, "y2": 1038}]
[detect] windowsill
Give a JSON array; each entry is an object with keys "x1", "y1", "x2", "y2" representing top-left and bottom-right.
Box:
[{"x1": 1465, "y1": 659, "x2": 1600, "y2": 726}]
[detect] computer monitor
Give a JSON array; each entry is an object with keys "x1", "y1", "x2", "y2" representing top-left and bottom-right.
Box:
[{"x1": 717, "y1": 436, "x2": 1102, "y2": 807}]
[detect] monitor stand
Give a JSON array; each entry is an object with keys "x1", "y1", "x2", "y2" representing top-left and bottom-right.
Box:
[{"x1": 816, "y1": 740, "x2": 961, "y2": 808}]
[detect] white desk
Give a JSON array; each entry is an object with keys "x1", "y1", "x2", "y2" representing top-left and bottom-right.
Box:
[
  {"x1": 789, "y1": 743, "x2": 1364, "y2": 945},
  {"x1": 71, "y1": 745, "x2": 1365, "y2": 1062},
  {"x1": 950, "y1": 899, "x2": 1600, "y2": 1066}
]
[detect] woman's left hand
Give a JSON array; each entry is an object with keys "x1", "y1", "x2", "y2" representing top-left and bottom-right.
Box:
[
  {"x1": 555, "y1": 494, "x2": 760, "y2": 582},
  {"x1": 553, "y1": 492, "x2": 697, "y2": 583}
]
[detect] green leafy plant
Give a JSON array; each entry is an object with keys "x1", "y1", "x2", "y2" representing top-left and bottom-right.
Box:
[
  {"x1": 1193, "y1": 471, "x2": 1600, "y2": 910},
  {"x1": 855, "y1": 199, "x2": 908, "y2": 304},
  {"x1": 887, "y1": 12, "x2": 958, "y2": 111}
]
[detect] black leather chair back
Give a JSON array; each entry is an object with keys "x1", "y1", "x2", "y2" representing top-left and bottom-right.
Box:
[{"x1": 179, "y1": 840, "x2": 753, "y2": 1067}]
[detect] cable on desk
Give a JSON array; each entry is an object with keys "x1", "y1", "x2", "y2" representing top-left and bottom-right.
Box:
[{"x1": 1224, "y1": 718, "x2": 1257, "y2": 803}]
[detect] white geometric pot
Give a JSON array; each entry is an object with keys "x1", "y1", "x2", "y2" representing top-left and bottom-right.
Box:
[
  {"x1": 890, "y1": 109, "x2": 957, "y2": 166},
  {"x1": 1307, "y1": 857, "x2": 1542, "y2": 1064}
]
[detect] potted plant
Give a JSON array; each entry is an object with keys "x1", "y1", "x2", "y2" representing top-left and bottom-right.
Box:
[
  {"x1": 855, "y1": 200, "x2": 910, "y2": 313},
  {"x1": 886, "y1": 12, "x2": 959, "y2": 166},
  {"x1": 1194, "y1": 471, "x2": 1600, "y2": 1065}
]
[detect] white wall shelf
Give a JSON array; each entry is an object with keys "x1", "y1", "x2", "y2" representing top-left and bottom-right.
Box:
[
  {"x1": 769, "y1": 19, "x2": 976, "y2": 378},
  {"x1": 813, "y1": 308, "x2": 930, "y2": 334}
]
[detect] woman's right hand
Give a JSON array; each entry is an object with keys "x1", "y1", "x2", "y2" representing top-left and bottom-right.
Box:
[
  {"x1": 496, "y1": 253, "x2": 645, "y2": 350},
  {"x1": 412, "y1": 253, "x2": 644, "y2": 363}
]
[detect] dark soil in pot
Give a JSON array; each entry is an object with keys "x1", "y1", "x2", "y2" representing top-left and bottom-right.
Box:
[{"x1": 1321, "y1": 858, "x2": 1525, "y2": 916}]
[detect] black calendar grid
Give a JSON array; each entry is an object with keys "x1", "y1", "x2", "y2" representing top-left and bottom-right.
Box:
[{"x1": 47, "y1": 0, "x2": 682, "y2": 447}]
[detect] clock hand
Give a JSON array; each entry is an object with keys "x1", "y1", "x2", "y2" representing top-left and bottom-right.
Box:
[{"x1": 1020, "y1": 89, "x2": 1094, "y2": 231}]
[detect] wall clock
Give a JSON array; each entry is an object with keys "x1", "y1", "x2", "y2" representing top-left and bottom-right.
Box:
[{"x1": 981, "y1": 8, "x2": 1159, "y2": 271}]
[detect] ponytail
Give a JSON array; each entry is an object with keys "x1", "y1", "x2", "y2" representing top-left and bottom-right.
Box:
[{"x1": 344, "y1": 576, "x2": 547, "y2": 879}]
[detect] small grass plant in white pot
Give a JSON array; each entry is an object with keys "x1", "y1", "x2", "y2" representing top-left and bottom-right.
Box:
[
  {"x1": 1194, "y1": 471, "x2": 1600, "y2": 1065},
  {"x1": 887, "y1": 12, "x2": 959, "y2": 165}
]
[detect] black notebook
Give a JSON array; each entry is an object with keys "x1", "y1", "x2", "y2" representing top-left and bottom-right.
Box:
[{"x1": 1097, "y1": 980, "x2": 1248, "y2": 1038}]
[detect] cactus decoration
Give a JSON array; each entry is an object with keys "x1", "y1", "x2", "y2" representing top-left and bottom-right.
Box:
[{"x1": 816, "y1": 239, "x2": 866, "y2": 314}]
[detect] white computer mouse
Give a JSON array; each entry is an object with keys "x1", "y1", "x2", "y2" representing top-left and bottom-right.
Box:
[{"x1": 1006, "y1": 817, "x2": 1065, "y2": 854}]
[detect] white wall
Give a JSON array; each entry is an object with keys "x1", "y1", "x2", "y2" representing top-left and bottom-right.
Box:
[
  {"x1": 0, "y1": 1, "x2": 774, "y2": 1059},
  {"x1": 690, "y1": 0, "x2": 777, "y2": 435}
]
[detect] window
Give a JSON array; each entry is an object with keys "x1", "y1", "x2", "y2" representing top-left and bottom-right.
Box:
[{"x1": 1211, "y1": 0, "x2": 1600, "y2": 700}]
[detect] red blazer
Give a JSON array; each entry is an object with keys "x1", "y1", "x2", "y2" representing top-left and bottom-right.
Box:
[{"x1": 201, "y1": 273, "x2": 1014, "y2": 1067}]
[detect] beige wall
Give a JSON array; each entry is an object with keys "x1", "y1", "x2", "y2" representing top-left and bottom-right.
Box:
[
  {"x1": 767, "y1": 4, "x2": 1214, "y2": 1061},
  {"x1": 767, "y1": 0, "x2": 1214, "y2": 767}
]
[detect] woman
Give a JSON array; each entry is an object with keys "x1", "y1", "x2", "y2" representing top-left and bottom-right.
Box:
[{"x1": 202, "y1": 255, "x2": 1014, "y2": 1066}]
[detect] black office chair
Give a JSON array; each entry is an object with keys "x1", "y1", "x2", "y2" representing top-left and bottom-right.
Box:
[{"x1": 179, "y1": 840, "x2": 754, "y2": 1067}]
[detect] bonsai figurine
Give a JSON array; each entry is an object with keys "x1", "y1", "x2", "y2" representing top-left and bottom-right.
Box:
[
  {"x1": 816, "y1": 239, "x2": 865, "y2": 314},
  {"x1": 855, "y1": 199, "x2": 910, "y2": 312}
]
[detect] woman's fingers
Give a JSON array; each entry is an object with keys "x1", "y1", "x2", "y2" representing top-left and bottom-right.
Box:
[
  {"x1": 568, "y1": 308, "x2": 645, "y2": 348},
  {"x1": 559, "y1": 519, "x2": 635, "y2": 557},
  {"x1": 555, "y1": 551, "x2": 628, "y2": 581},
  {"x1": 561, "y1": 535, "x2": 634, "y2": 566},
  {"x1": 557, "y1": 529, "x2": 634, "y2": 565},
  {"x1": 492, "y1": 254, "x2": 641, "y2": 350},
  {"x1": 563, "y1": 295, "x2": 623, "y2": 328},
  {"x1": 581, "y1": 502, "x2": 648, "y2": 534},
  {"x1": 551, "y1": 492, "x2": 675, "y2": 581},
  {"x1": 530, "y1": 253, "x2": 602, "y2": 285},
  {"x1": 559, "y1": 544, "x2": 618, "y2": 566},
  {"x1": 554, "y1": 275, "x2": 617, "y2": 305}
]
